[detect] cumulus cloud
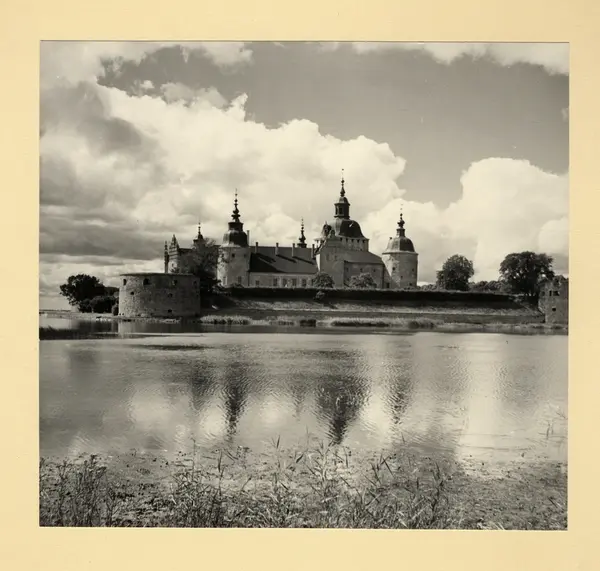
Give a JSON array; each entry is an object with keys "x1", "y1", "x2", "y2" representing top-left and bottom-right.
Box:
[
  {"x1": 160, "y1": 83, "x2": 227, "y2": 107},
  {"x1": 321, "y1": 42, "x2": 569, "y2": 75},
  {"x1": 39, "y1": 42, "x2": 568, "y2": 307},
  {"x1": 363, "y1": 158, "x2": 568, "y2": 282}
]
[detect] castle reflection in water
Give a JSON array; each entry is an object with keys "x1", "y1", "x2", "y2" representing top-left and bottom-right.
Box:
[{"x1": 39, "y1": 318, "x2": 568, "y2": 467}]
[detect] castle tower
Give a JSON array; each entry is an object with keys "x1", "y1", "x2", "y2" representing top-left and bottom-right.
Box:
[
  {"x1": 334, "y1": 170, "x2": 351, "y2": 220},
  {"x1": 297, "y1": 219, "x2": 307, "y2": 248},
  {"x1": 217, "y1": 190, "x2": 250, "y2": 287},
  {"x1": 166, "y1": 234, "x2": 180, "y2": 273},
  {"x1": 538, "y1": 276, "x2": 569, "y2": 324},
  {"x1": 192, "y1": 221, "x2": 205, "y2": 249},
  {"x1": 382, "y1": 210, "x2": 418, "y2": 289}
]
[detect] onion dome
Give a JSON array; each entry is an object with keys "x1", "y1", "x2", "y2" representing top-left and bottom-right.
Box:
[
  {"x1": 222, "y1": 190, "x2": 249, "y2": 247},
  {"x1": 384, "y1": 211, "x2": 415, "y2": 253}
]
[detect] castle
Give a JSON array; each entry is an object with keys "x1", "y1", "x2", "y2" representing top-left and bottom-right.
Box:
[{"x1": 163, "y1": 175, "x2": 419, "y2": 289}]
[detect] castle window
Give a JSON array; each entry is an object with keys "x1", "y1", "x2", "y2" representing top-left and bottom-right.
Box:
[
  {"x1": 282, "y1": 278, "x2": 288, "y2": 287},
  {"x1": 237, "y1": 276, "x2": 242, "y2": 285},
  {"x1": 123, "y1": 279, "x2": 127, "y2": 286},
  {"x1": 143, "y1": 278, "x2": 150, "y2": 286},
  {"x1": 130, "y1": 291, "x2": 135, "y2": 295},
  {"x1": 222, "y1": 277, "x2": 227, "y2": 285},
  {"x1": 167, "y1": 309, "x2": 172, "y2": 314},
  {"x1": 552, "y1": 307, "x2": 557, "y2": 312},
  {"x1": 292, "y1": 278, "x2": 297, "y2": 287},
  {"x1": 392, "y1": 266, "x2": 396, "y2": 271},
  {"x1": 301, "y1": 278, "x2": 307, "y2": 287},
  {"x1": 555, "y1": 291, "x2": 560, "y2": 296},
  {"x1": 255, "y1": 279, "x2": 260, "y2": 287},
  {"x1": 173, "y1": 279, "x2": 178, "y2": 286},
  {"x1": 231, "y1": 253, "x2": 235, "y2": 259}
]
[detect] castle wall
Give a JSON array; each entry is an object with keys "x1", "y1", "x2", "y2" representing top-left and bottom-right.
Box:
[
  {"x1": 119, "y1": 273, "x2": 200, "y2": 318},
  {"x1": 343, "y1": 262, "x2": 386, "y2": 288},
  {"x1": 382, "y1": 252, "x2": 419, "y2": 289},
  {"x1": 316, "y1": 241, "x2": 351, "y2": 286},
  {"x1": 316, "y1": 240, "x2": 385, "y2": 287},
  {"x1": 249, "y1": 272, "x2": 317, "y2": 288},
  {"x1": 538, "y1": 279, "x2": 569, "y2": 324},
  {"x1": 217, "y1": 246, "x2": 250, "y2": 286}
]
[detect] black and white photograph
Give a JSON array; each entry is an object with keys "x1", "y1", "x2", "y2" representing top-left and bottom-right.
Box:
[{"x1": 39, "y1": 41, "x2": 568, "y2": 529}]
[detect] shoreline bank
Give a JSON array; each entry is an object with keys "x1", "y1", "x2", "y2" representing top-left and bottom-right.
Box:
[
  {"x1": 39, "y1": 446, "x2": 567, "y2": 529},
  {"x1": 39, "y1": 311, "x2": 567, "y2": 338}
]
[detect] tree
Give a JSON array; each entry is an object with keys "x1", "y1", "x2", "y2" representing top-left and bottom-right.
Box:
[
  {"x1": 90, "y1": 295, "x2": 116, "y2": 314},
  {"x1": 171, "y1": 239, "x2": 222, "y2": 293},
  {"x1": 499, "y1": 251, "x2": 555, "y2": 298},
  {"x1": 348, "y1": 272, "x2": 377, "y2": 289},
  {"x1": 436, "y1": 255, "x2": 474, "y2": 291},
  {"x1": 313, "y1": 272, "x2": 334, "y2": 288},
  {"x1": 469, "y1": 280, "x2": 506, "y2": 293},
  {"x1": 59, "y1": 274, "x2": 106, "y2": 310}
]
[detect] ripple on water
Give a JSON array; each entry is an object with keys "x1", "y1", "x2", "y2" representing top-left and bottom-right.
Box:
[{"x1": 39, "y1": 330, "x2": 568, "y2": 466}]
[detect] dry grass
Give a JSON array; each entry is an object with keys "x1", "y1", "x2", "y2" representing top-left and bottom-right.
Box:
[{"x1": 39, "y1": 441, "x2": 567, "y2": 529}]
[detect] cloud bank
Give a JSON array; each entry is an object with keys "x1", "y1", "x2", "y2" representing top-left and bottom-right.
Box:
[
  {"x1": 39, "y1": 43, "x2": 568, "y2": 307},
  {"x1": 322, "y1": 42, "x2": 569, "y2": 75}
]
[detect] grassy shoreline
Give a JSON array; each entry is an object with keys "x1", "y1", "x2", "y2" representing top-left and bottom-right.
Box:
[
  {"x1": 39, "y1": 315, "x2": 567, "y2": 340},
  {"x1": 39, "y1": 444, "x2": 567, "y2": 529}
]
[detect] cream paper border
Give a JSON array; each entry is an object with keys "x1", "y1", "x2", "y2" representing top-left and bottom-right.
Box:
[{"x1": 0, "y1": 0, "x2": 597, "y2": 569}]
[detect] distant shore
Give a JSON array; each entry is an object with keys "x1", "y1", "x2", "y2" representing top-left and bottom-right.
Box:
[{"x1": 38, "y1": 445, "x2": 567, "y2": 529}]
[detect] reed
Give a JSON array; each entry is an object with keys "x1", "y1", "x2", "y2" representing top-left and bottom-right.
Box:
[{"x1": 39, "y1": 441, "x2": 566, "y2": 529}]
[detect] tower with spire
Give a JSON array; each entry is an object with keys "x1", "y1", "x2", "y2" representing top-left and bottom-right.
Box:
[
  {"x1": 217, "y1": 190, "x2": 250, "y2": 287},
  {"x1": 297, "y1": 219, "x2": 307, "y2": 248},
  {"x1": 381, "y1": 208, "x2": 419, "y2": 289}
]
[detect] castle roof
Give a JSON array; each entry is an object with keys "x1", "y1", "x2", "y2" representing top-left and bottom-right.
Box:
[
  {"x1": 339, "y1": 250, "x2": 385, "y2": 265},
  {"x1": 249, "y1": 246, "x2": 318, "y2": 275},
  {"x1": 383, "y1": 211, "x2": 416, "y2": 254},
  {"x1": 333, "y1": 218, "x2": 366, "y2": 239}
]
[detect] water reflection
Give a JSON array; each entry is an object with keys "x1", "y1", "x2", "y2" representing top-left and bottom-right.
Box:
[{"x1": 39, "y1": 329, "x2": 568, "y2": 466}]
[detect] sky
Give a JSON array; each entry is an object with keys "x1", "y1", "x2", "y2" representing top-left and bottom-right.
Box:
[{"x1": 39, "y1": 41, "x2": 569, "y2": 309}]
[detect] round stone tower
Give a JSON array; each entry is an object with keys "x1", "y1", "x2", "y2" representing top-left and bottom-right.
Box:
[
  {"x1": 382, "y1": 211, "x2": 418, "y2": 289},
  {"x1": 217, "y1": 191, "x2": 250, "y2": 287}
]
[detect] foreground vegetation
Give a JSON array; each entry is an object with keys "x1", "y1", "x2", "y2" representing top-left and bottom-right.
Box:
[{"x1": 39, "y1": 442, "x2": 567, "y2": 529}]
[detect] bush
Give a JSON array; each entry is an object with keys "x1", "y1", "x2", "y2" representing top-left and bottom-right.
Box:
[{"x1": 315, "y1": 290, "x2": 326, "y2": 302}]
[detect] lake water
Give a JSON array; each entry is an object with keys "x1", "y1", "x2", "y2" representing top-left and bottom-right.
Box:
[{"x1": 39, "y1": 316, "x2": 568, "y2": 466}]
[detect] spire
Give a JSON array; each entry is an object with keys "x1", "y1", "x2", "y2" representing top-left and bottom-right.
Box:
[
  {"x1": 298, "y1": 218, "x2": 307, "y2": 247},
  {"x1": 334, "y1": 170, "x2": 350, "y2": 219},
  {"x1": 197, "y1": 220, "x2": 203, "y2": 240},
  {"x1": 397, "y1": 208, "x2": 406, "y2": 237},
  {"x1": 232, "y1": 189, "x2": 240, "y2": 222}
]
